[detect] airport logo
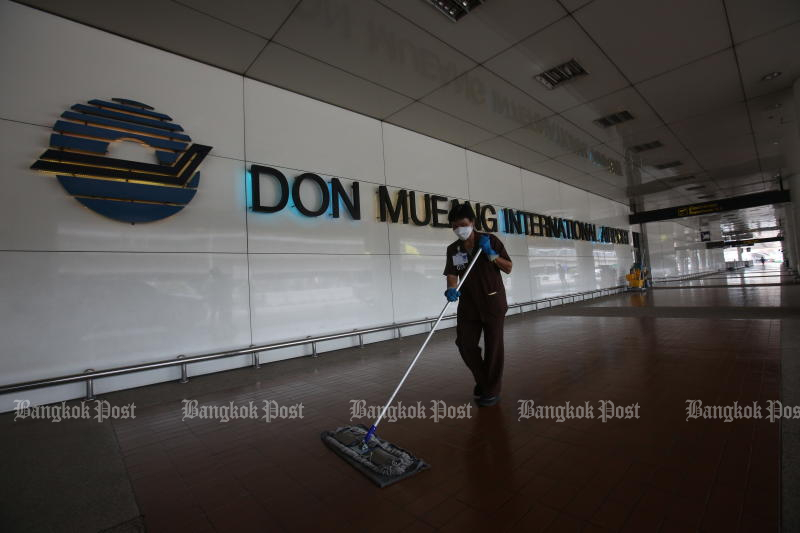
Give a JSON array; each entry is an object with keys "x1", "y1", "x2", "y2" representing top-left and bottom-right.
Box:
[{"x1": 31, "y1": 98, "x2": 212, "y2": 223}]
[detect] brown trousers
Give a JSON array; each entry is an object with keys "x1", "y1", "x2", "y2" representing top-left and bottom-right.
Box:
[{"x1": 455, "y1": 314, "x2": 505, "y2": 397}]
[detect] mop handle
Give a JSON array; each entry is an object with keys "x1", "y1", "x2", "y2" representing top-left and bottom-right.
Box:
[{"x1": 364, "y1": 247, "x2": 484, "y2": 443}]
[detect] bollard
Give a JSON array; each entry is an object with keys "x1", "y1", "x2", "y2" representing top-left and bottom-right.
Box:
[
  {"x1": 177, "y1": 355, "x2": 189, "y2": 383},
  {"x1": 84, "y1": 369, "x2": 95, "y2": 400}
]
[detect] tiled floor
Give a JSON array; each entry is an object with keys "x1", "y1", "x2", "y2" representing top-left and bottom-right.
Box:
[
  {"x1": 100, "y1": 267, "x2": 796, "y2": 533},
  {"x1": 0, "y1": 269, "x2": 800, "y2": 533}
]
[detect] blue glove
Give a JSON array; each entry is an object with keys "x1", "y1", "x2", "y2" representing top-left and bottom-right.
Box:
[
  {"x1": 444, "y1": 288, "x2": 460, "y2": 302},
  {"x1": 478, "y1": 235, "x2": 499, "y2": 261}
]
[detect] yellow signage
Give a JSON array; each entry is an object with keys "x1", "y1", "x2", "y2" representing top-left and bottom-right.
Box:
[{"x1": 677, "y1": 203, "x2": 720, "y2": 217}]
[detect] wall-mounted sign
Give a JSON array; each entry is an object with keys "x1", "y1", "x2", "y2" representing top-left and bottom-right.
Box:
[
  {"x1": 706, "y1": 236, "x2": 783, "y2": 249},
  {"x1": 630, "y1": 190, "x2": 791, "y2": 224},
  {"x1": 250, "y1": 164, "x2": 630, "y2": 244},
  {"x1": 30, "y1": 98, "x2": 212, "y2": 223}
]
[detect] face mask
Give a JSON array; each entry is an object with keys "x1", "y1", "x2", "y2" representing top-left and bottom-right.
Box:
[{"x1": 453, "y1": 225, "x2": 473, "y2": 241}]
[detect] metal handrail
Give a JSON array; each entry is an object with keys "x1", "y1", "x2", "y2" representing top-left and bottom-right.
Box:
[
  {"x1": 0, "y1": 285, "x2": 625, "y2": 399},
  {"x1": 652, "y1": 269, "x2": 723, "y2": 283}
]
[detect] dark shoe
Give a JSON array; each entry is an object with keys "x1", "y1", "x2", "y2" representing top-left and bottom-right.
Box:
[
  {"x1": 477, "y1": 395, "x2": 499, "y2": 407},
  {"x1": 473, "y1": 384, "x2": 483, "y2": 399}
]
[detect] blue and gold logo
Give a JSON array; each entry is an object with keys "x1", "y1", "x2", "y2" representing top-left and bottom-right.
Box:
[{"x1": 31, "y1": 98, "x2": 212, "y2": 223}]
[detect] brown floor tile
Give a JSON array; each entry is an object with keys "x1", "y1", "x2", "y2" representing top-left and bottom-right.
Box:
[{"x1": 70, "y1": 278, "x2": 788, "y2": 533}]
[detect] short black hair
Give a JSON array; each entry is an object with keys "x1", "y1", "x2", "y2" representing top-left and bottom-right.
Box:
[{"x1": 448, "y1": 201, "x2": 476, "y2": 224}]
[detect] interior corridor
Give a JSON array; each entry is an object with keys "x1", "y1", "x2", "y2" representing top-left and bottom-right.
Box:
[{"x1": 2, "y1": 266, "x2": 797, "y2": 533}]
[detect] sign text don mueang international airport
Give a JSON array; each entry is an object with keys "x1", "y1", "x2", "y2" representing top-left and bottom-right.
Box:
[{"x1": 250, "y1": 165, "x2": 630, "y2": 245}]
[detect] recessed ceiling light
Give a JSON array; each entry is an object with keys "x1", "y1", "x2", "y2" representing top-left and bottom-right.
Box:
[
  {"x1": 593, "y1": 110, "x2": 635, "y2": 128},
  {"x1": 534, "y1": 59, "x2": 588, "y2": 90},
  {"x1": 761, "y1": 71, "x2": 782, "y2": 81},
  {"x1": 772, "y1": 140, "x2": 780, "y2": 145},
  {"x1": 654, "y1": 160, "x2": 683, "y2": 170},
  {"x1": 629, "y1": 140, "x2": 663, "y2": 153},
  {"x1": 426, "y1": 0, "x2": 485, "y2": 21}
]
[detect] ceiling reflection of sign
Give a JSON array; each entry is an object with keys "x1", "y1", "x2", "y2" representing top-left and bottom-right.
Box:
[{"x1": 30, "y1": 98, "x2": 212, "y2": 223}]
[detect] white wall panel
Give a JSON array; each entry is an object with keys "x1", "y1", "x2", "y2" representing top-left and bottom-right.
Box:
[
  {"x1": 390, "y1": 254, "x2": 452, "y2": 323},
  {"x1": 558, "y1": 182, "x2": 591, "y2": 221},
  {"x1": 521, "y1": 169, "x2": 562, "y2": 216},
  {"x1": 466, "y1": 152, "x2": 524, "y2": 210},
  {"x1": 382, "y1": 123, "x2": 468, "y2": 198},
  {"x1": 0, "y1": 119, "x2": 247, "y2": 253},
  {"x1": 244, "y1": 79, "x2": 385, "y2": 184},
  {"x1": 589, "y1": 194, "x2": 617, "y2": 228},
  {"x1": 504, "y1": 256, "x2": 533, "y2": 304},
  {"x1": 0, "y1": 1, "x2": 244, "y2": 160},
  {"x1": 499, "y1": 229, "x2": 530, "y2": 258},
  {"x1": 249, "y1": 253, "x2": 395, "y2": 346},
  {"x1": 530, "y1": 255, "x2": 581, "y2": 298},
  {"x1": 0, "y1": 251, "x2": 251, "y2": 382}
]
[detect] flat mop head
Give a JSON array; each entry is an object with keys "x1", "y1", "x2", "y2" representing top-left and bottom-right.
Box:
[{"x1": 321, "y1": 425, "x2": 429, "y2": 488}]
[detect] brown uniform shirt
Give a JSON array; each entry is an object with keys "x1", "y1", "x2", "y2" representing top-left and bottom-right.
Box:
[{"x1": 442, "y1": 231, "x2": 510, "y2": 320}]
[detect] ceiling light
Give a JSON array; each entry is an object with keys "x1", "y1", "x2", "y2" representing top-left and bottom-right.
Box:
[
  {"x1": 629, "y1": 140, "x2": 663, "y2": 153},
  {"x1": 534, "y1": 59, "x2": 588, "y2": 90},
  {"x1": 761, "y1": 71, "x2": 782, "y2": 81},
  {"x1": 654, "y1": 160, "x2": 683, "y2": 170},
  {"x1": 593, "y1": 110, "x2": 635, "y2": 128},
  {"x1": 426, "y1": 0, "x2": 485, "y2": 22}
]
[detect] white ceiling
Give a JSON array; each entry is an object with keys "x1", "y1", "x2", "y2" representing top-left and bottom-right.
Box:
[{"x1": 16, "y1": 0, "x2": 800, "y2": 233}]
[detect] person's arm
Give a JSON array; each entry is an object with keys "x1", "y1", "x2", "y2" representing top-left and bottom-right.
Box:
[
  {"x1": 493, "y1": 256, "x2": 512, "y2": 275},
  {"x1": 443, "y1": 248, "x2": 460, "y2": 301},
  {"x1": 479, "y1": 234, "x2": 513, "y2": 274}
]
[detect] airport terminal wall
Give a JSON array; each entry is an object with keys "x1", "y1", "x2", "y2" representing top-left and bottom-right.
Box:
[{"x1": 0, "y1": 2, "x2": 655, "y2": 411}]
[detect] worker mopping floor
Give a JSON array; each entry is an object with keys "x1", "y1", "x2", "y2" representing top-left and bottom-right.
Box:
[{"x1": 321, "y1": 250, "x2": 483, "y2": 487}]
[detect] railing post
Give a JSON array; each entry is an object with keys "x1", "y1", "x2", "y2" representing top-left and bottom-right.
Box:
[
  {"x1": 311, "y1": 342, "x2": 318, "y2": 358},
  {"x1": 251, "y1": 346, "x2": 260, "y2": 369},
  {"x1": 358, "y1": 334, "x2": 364, "y2": 348},
  {"x1": 177, "y1": 355, "x2": 188, "y2": 383},
  {"x1": 396, "y1": 325, "x2": 402, "y2": 338},
  {"x1": 84, "y1": 369, "x2": 95, "y2": 400}
]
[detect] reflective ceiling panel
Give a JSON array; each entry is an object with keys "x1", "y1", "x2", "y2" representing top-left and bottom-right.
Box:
[{"x1": 15, "y1": 0, "x2": 800, "y2": 234}]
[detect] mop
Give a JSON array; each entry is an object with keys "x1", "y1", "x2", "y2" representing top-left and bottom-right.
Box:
[{"x1": 321, "y1": 249, "x2": 483, "y2": 487}]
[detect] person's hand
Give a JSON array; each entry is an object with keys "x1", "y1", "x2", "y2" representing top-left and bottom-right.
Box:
[
  {"x1": 444, "y1": 288, "x2": 460, "y2": 302},
  {"x1": 478, "y1": 235, "x2": 499, "y2": 261}
]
